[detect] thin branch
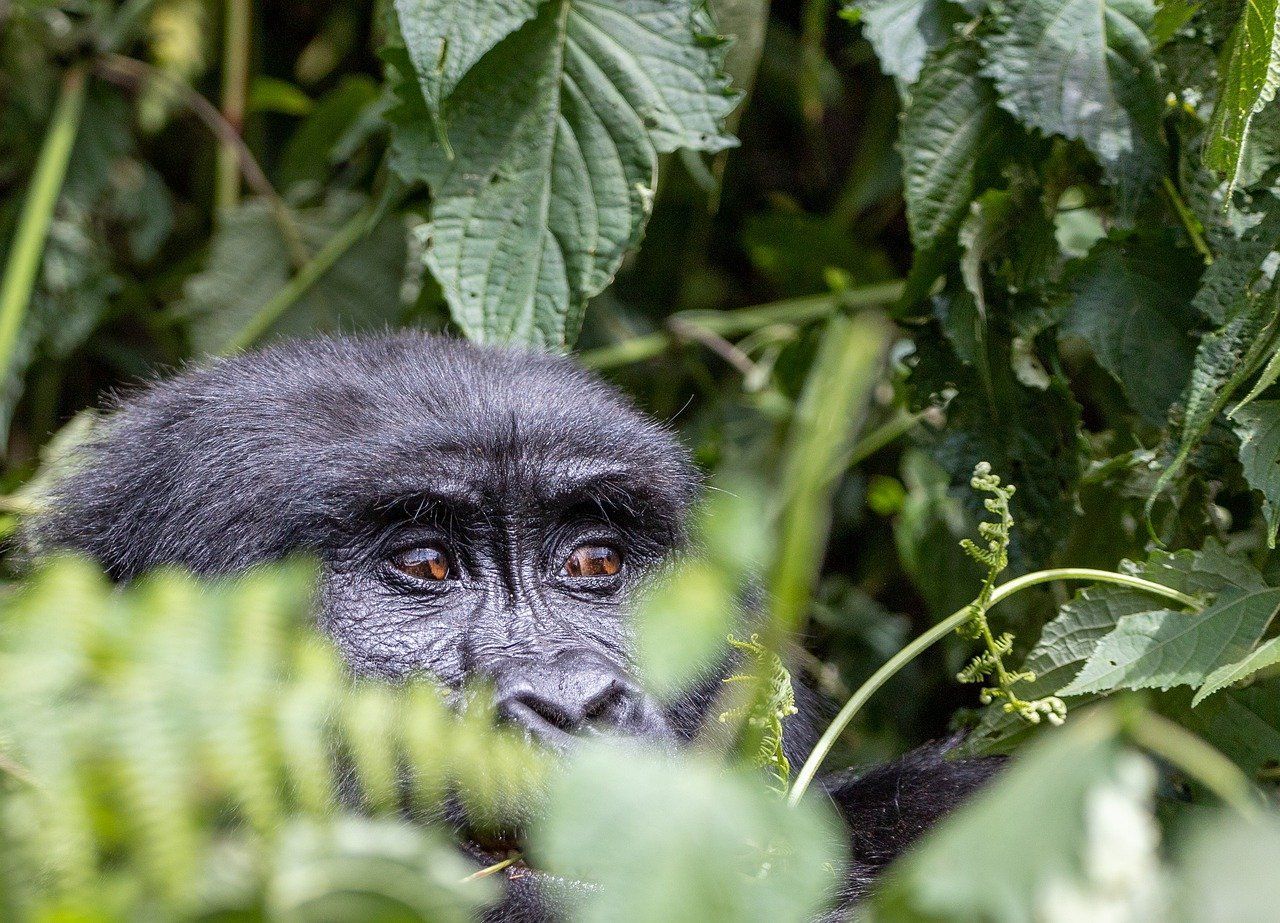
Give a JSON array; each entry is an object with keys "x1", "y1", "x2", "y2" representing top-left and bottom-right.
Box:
[
  {"x1": 93, "y1": 53, "x2": 310, "y2": 269},
  {"x1": 666, "y1": 315, "x2": 759, "y2": 378}
]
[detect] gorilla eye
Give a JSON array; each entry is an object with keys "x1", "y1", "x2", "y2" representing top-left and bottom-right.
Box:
[
  {"x1": 390, "y1": 544, "x2": 452, "y2": 581},
  {"x1": 562, "y1": 544, "x2": 622, "y2": 579}
]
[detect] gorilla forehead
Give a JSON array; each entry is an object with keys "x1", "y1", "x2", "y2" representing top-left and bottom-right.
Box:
[{"x1": 240, "y1": 333, "x2": 695, "y2": 506}]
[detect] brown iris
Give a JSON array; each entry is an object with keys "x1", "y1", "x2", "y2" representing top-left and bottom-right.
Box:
[
  {"x1": 563, "y1": 544, "x2": 622, "y2": 578},
  {"x1": 391, "y1": 544, "x2": 452, "y2": 581}
]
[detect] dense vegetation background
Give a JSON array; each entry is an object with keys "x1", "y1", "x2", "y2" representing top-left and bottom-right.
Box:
[{"x1": 3, "y1": 0, "x2": 1280, "y2": 918}]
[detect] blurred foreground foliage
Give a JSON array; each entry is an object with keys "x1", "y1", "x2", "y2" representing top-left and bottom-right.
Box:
[{"x1": 3, "y1": 0, "x2": 1280, "y2": 918}]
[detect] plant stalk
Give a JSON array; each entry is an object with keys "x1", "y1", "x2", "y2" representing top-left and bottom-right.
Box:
[
  {"x1": 215, "y1": 0, "x2": 252, "y2": 211},
  {"x1": 787, "y1": 568, "x2": 1202, "y2": 806},
  {"x1": 0, "y1": 64, "x2": 88, "y2": 416},
  {"x1": 1125, "y1": 710, "x2": 1259, "y2": 819},
  {"x1": 579, "y1": 281, "x2": 904, "y2": 370}
]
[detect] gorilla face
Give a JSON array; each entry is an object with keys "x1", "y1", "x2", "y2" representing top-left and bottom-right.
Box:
[{"x1": 34, "y1": 333, "x2": 707, "y2": 748}]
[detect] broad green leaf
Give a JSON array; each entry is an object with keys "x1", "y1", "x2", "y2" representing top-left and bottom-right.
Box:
[
  {"x1": 532, "y1": 740, "x2": 845, "y2": 923},
  {"x1": 1194, "y1": 635, "x2": 1280, "y2": 705},
  {"x1": 850, "y1": 0, "x2": 965, "y2": 84},
  {"x1": 388, "y1": 0, "x2": 737, "y2": 347},
  {"x1": 899, "y1": 40, "x2": 1001, "y2": 257},
  {"x1": 176, "y1": 194, "x2": 407, "y2": 355},
  {"x1": 270, "y1": 817, "x2": 496, "y2": 920},
  {"x1": 1174, "y1": 815, "x2": 1280, "y2": 923},
  {"x1": 1151, "y1": 281, "x2": 1280, "y2": 512},
  {"x1": 981, "y1": 0, "x2": 1163, "y2": 194},
  {"x1": 392, "y1": 0, "x2": 540, "y2": 144},
  {"x1": 1059, "y1": 237, "x2": 1199, "y2": 423},
  {"x1": 635, "y1": 561, "x2": 736, "y2": 701},
  {"x1": 967, "y1": 544, "x2": 1255, "y2": 750},
  {"x1": 1233, "y1": 400, "x2": 1280, "y2": 546},
  {"x1": 1203, "y1": 0, "x2": 1280, "y2": 190},
  {"x1": 1167, "y1": 680, "x2": 1280, "y2": 777},
  {"x1": 1060, "y1": 587, "x2": 1280, "y2": 696},
  {"x1": 876, "y1": 708, "x2": 1160, "y2": 923},
  {"x1": 1189, "y1": 193, "x2": 1280, "y2": 325}
]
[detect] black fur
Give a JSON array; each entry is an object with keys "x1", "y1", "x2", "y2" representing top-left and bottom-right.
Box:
[{"x1": 29, "y1": 332, "x2": 999, "y2": 919}]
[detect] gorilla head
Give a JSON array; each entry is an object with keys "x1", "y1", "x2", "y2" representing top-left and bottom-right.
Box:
[{"x1": 29, "y1": 332, "x2": 996, "y2": 914}]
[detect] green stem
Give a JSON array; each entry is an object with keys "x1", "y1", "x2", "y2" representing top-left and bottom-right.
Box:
[
  {"x1": 1161, "y1": 177, "x2": 1212, "y2": 265},
  {"x1": 215, "y1": 0, "x2": 252, "y2": 212},
  {"x1": 0, "y1": 65, "x2": 88, "y2": 409},
  {"x1": 220, "y1": 203, "x2": 373, "y2": 354},
  {"x1": 787, "y1": 568, "x2": 1201, "y2": 806},
  {"x1": 1125, "y1": 710, "x2": 1259, "y2": 818},
  {"x1": 579, "y1": 281, "x2": 904, "y2": 370}
]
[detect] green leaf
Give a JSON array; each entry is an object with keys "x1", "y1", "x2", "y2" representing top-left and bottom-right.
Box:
[
  {"x1": 270, "y1": 817, "x2": 497, "y2": 920},
  {"x1": 1174, "y1": 815, "x2": 1280, "y2": 923},
  {"x1": 1194, "y1": 635, "x2": 1280, "y2": 705},
  {"x1": 1151, "y1": 281, "x2": 1280, "y2": 512},
  {"x1": 899, "y1": 40, "x2": 1001, "y2": 257},
  {"x1": 1203, "y1": 0, "x2": 1280, "y2": 191},
  {"x1": 176, "y1": 194, "x2": 407, "y2": 354},
  {"x1": 1060, "y1": 587, "x2": 1280, "y2": 696},
  {"x1": 1233, "y1": 400, "x2": 1280, "y2": 546},
  {"x1": 635, "y1": 561, "x2": 736, "y2": 702},
  {"x1": 877, "y1": 708, "x2": 1158, "y2": 923},
  {"x1": 981, "y1": 0, "x2": 1163, "y2": 194},
  {"x1": 392, "y1": 0, "x2": 540, "y2": 145},
  {"x1": 1166, "y1": 680, "x2": 1280, "y2": 777},
  {"x1": 1058, "y1": 237, "x2": 1199, "y2": 423},
  {"x1": 388, "y1": 0, "x2": 737, "y2": 348},
  {"x1": 850, "y1": 0, "x2": 965, "y2": 84},
  {"x1": 531, "y1": 740, "x2": 845, "y2": 923}
]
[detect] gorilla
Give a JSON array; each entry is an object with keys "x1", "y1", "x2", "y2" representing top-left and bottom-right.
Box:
[{"x1": 28, "y1": 332, "x2": 997, "y2": 919}]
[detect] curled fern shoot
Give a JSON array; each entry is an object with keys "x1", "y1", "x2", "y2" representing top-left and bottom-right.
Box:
[
  {"x1": 720, "y1": 634, "x2": 798, "y2": 795},
  {"x1": 956, "y1": 463, "x2": 1066, "y2": 727}
]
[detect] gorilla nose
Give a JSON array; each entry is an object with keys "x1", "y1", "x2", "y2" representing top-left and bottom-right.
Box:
[{"x1": 493, "y1": 657, "x2": 659, "y2": 744}]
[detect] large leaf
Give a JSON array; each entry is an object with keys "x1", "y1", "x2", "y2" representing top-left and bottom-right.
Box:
[
  {"x1": 1233, "y1": 400, "x2": 1280, "y2": 547},
  {"x1": 1194, "y1": 635, "x2": 1280, "y2": 705},
  {"x1": 1058, "y1": 237, "x2": 1199, "y2": 423},
  {"x1": 531, "y1": 740, "x2": 845, "y2": 923},
  {"x1": 850, "y1": 0, "x2": 966, "y2": 84},
  {"x1": 877, "y1": 709, "x2": 1161, "y2": 923},
  {"x1": 388, "y1": 0, "x2": 737, "y2": 347},
  {"x1": 900, "y1": 40, "x2": 1000, "y2": 256},
  {"x1": 1060, "y1": 586, "x2": 1280, "y2": 696},
  {"x1": 392, "y1": 0, "x2": 540, "y2": 143},
  {"x1": 981, "y1": 0, "x2": 1163, "y2": 194},
  {"x1": 1203, "y1": 0, "x2": 1280, "y2": 191},
  {"x1": 176, "y1": 194, "x2": 407, "y2": 355}
]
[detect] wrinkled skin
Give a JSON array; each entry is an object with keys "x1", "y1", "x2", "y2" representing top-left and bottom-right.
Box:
[{"x1": 31, "y1": 333, "x2": 998, "y2": 920}]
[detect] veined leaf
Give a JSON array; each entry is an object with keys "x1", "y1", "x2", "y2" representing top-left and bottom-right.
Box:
[
  {"x1": 1232, "y1": 400, "x2": 1280, "y2": 547},
  {"x1": 1193, "y1": 635, "x2": 1280, "y2": 705},
  {"x1": 850, "y1": 0, "x2": 965, "y2": 84},
  {"x1": 1150, "y1": 282, "x2": 1280, "y2": 515},
  {"x1": 900, "y1": 40, "x2": 1001, "y2": 259},
  {"x1": 1203, "y1": 0, "x2": 1280, "y2": 191},
  {"x1": 392, "y1": 0, "x2": 540, "y2": 145},
  {"x1": 981, "y1": 0, "x2": 1162, "y2": 195},
  {"x1": 387, "y1": 0, "x2": 737, "y2": 348},
  {"x1": 1167, "y1": 680, "x2": 1280, "y2": 776},
  {"x1": 1060, "y1": 587, "x2": 1280, "y2": 696},
  {"x1": 1059, "y1": 237, "x2": 1199, "y2": 423}
]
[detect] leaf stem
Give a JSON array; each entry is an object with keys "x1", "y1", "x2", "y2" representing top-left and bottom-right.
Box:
[
  {"x1": 579, "y1": 281, "x2": 904, "y2": 370},
  {"x1": 0, "y1": 64, "x2": 88, "y2": 415},
  {"x1": 220, "y1": 202, "x2": 375, "y2": 354},
  {"x1": 787, "y1": 568, "x2": 1201, "y2": 806},
  {"x1": 216, "y1": 0, "x2": 252, "y2": 213},
  {"x1": 1124, "y1": 710, "x2": 1259, "y2": 818},
  {"x1": 1161, "y1": 176, "x2": 1213, "y2": 265}
]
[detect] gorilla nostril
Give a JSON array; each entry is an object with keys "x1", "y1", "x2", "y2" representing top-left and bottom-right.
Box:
[
  {"x1": 506, "y1": 691, "x2": 577, "y2": 735},
  {"x1": 581, "y1": 680, "x2": 631, "y2": 726}
]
